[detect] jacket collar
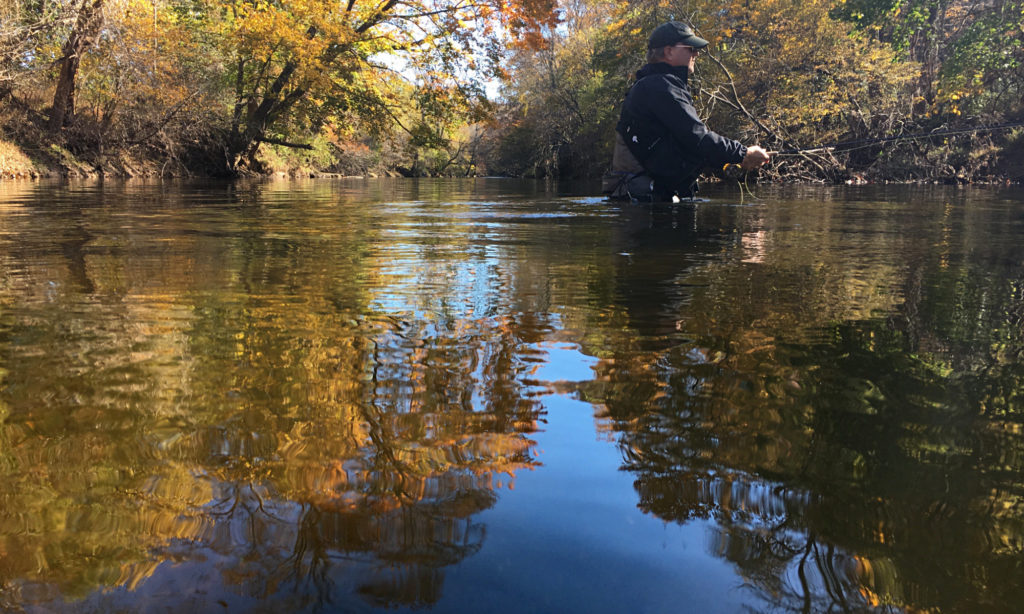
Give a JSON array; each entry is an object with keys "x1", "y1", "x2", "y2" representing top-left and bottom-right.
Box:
[{"x1": 636, "y1": 61, "x2": 690, "y2": 83}]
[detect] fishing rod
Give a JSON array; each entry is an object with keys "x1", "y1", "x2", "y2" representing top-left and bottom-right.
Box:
[{"x1": 770, "y1": 120, "x2": 1024, "y2": 156}]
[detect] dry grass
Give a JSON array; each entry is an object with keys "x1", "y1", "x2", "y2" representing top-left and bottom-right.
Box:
[{"x1": 0, "y1": 139, "x2": 40, "y2": 179}]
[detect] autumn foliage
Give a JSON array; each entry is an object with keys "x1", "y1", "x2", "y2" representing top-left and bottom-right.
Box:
[
  {"x1": 0, "y1": 0, "x2": 1022, "y2": 181},
  {"x1": 0, "y1": 0, "x2": 560, "y2": 176},
  {"x1": 487, "y1": 0, "x2": 1024, "y2": 183}
]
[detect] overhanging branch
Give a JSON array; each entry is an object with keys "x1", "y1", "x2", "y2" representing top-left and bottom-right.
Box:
[{"x1": 255, "y1": 136, "x2": 314, "y2": 150}]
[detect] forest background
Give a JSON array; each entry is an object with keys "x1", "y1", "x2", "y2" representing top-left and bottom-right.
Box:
[{"x1": 1, "y1": 0, "x2": 1022, "y2": 184}]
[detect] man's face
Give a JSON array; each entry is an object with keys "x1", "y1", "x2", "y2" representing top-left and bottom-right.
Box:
[{"x1": 664, "y1": 43, "x2": 700, "y2": 73}]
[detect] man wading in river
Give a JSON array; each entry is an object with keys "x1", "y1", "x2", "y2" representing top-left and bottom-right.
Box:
[{"x1": 604, "y1": 21, "x2": 771, "y2": 201}]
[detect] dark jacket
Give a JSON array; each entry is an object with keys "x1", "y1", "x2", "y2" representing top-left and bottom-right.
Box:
[{"x1": 616, "y1": 62, "x2": 746, "y2": 187}]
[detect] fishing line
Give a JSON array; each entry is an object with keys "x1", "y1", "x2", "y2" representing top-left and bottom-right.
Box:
[
  {"x1": 721, "y1": 163, "x2": 762, "y2": 203},
  {"x1": 770, "y1": 120, "x2": 1024, "y2": 156},
  {"x1": 721, "y1": 120, "x2": 1024, "y2": 197},
  {"x1": 738, "y1": 172, "x2": 758, "y2": 203}
]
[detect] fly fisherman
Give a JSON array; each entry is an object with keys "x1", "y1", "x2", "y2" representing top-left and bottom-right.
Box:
[{"x1": 604, "y1": 21, "x2": 771, "y2": 201}]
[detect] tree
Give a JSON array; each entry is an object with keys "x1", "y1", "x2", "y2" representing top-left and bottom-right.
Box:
[
  {"x1": 48, "y1": 0, "x2": 104, "y2": 134},
  {"x1": 72, "y1": 0, "x2": 224, "y2": 165},
  {"x1": 485, "y1": 0, "x2": 622, "y2": 177},
  {"x1": 832, "y1": 0, "x2": 1024, "y2": 117},
  {"x1": 205, "y1": 0, "x2": 558, "y2": 173}
]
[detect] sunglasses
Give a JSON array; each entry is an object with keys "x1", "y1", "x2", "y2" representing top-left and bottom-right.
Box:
[{"x1": 673, "y1": 44, "x2": 701, "y2": 54}]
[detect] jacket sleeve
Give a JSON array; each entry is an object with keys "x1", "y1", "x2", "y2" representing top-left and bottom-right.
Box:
[{"x1": 649, "y1": 79, "x2": 746, "y2": 166}]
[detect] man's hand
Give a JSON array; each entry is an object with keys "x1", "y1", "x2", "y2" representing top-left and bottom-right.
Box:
[{"x1": 741, "y1": 146, "x2": 771, "y2": 171}]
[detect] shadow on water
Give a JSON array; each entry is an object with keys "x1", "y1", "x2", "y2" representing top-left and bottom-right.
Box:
[{"x1": 0, "y1": 179, "x2": 1022, "y2": 612}]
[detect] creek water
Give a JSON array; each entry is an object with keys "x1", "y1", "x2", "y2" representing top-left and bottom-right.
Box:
[{"x1": 0, "y1": 178, "x2": 1022, "y2": 613}]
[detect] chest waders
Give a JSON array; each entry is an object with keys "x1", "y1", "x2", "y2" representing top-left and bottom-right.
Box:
[{"x1": 616, "y1": 106, "x2": 702, "y2": 200}]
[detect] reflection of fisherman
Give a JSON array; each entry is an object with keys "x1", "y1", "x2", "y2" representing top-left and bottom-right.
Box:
[{"x1": 603, "y1": 22, "x2": 770, "y2": 201}]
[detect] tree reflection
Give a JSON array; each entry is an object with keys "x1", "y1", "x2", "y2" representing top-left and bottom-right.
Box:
[
  {"x1": 1, "y1": 182, "x2": 1023, "y2": 612},
  {"x1": 583, "y1": 192, "x2": 1024, "y2": 612},
  {"x1": 0, "y1": 182, "x2": 544, "y2": 609}
]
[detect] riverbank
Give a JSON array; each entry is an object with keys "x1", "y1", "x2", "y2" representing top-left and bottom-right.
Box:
[
  {"x1": 0, "y1": 137, "x2": 170, "y2": 181},
  {"x1": 3, "y1": 130, "x2": 1022, "y2": 185},
  {"x1": 0, "y1": 137, "x2": 348, "y2": 181},
  {"x1": 0, "y1": 127, "x2": 428, "y2": 182},
  {"x1": 0, "y1": 139, "x2": 44, "y2": 180}
]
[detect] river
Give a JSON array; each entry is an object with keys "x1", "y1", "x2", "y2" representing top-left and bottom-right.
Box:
[{"x1": 0, "y1": 178, "x2": 1022, "y2": 613}]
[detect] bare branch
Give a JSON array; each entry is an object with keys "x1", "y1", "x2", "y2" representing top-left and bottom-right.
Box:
[{"x1": 702, "y1": 49, "x2": 782, "y2": 145}]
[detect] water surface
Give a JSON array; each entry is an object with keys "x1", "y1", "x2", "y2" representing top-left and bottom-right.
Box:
[{"x1": 0, "y1": 178, "x2": 1022, "y2": 613}]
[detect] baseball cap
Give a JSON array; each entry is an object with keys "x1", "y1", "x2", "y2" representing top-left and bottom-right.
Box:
[{"x1": 647, "y1": 21, "x2": 709, "y2": 49}]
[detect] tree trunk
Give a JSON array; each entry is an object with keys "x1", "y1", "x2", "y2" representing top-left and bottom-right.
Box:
[
  {"x1": 225, "y1": 25, "x2": 321, "y2": 173},
  {"x1": 227, "y1": 61, "x2": 298, "y2": 171},
  {"x1": 48, "y1": 0, "x2": 104, "y2": 135},
  {"x1": 221, "y1": 0, "x2": 401, "y2": 174}
]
